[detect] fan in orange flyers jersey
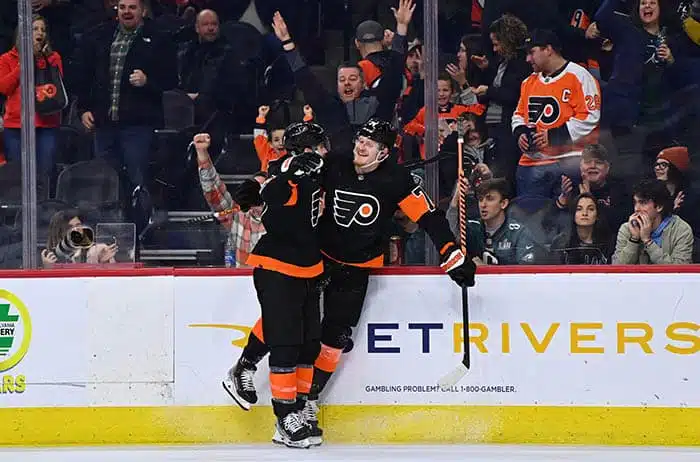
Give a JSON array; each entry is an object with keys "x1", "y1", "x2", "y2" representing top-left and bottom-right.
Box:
[{"x1": 512, "y1": 29, "x2": 601, "y2": 198}]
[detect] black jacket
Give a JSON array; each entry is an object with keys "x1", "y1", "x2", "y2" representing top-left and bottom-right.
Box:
[
  {"x1": 477, "y1": 52, "x2": 532, "y2": 127},
  {"x1": 72, "y1": 19, "x2": 178, "y2": 128},
  {"x1": 283, "y1": 33, "x2": 407, "y2": 152}
]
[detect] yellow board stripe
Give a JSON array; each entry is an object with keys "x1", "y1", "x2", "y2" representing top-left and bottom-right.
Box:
[{"x1": 1, "y1": 405, "x2": 699, "y2": 446}]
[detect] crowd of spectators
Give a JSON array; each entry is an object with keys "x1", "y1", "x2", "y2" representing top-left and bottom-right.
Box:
[{"x1": 0, "y1": 0, "x2": 698, "y2": 268}]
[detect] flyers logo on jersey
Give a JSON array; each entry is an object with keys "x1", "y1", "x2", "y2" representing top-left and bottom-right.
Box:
[
  {"x1": 333, "y1": 190, "x2": 381, "y2": 228},
  {"x1": 528, "y1": 96, "x2": 561, "y2": 125},
  {"x1": 311, "y1": 189, "x2": 323, "y2": 227}
]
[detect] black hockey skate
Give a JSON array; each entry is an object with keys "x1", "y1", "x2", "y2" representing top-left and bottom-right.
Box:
[
  {"x1": 222, "y1": 359, "x2": 258, "y2": 411},
  {"x1": 301, "y1": 398, "x2": 323, "y2": 446},
  {"x1": 272, "y1": 411, "x2": 313, "y2": 449}
]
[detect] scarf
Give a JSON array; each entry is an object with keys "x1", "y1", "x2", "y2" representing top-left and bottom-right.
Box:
[{"x1": 651, "y1": 215, "x2": 673, "y2": 247}]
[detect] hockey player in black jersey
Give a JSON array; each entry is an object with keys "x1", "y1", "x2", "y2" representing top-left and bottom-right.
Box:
[
  {"x1": 225, "y1": 118, "x2": 476, "y2": 446},
  {"x1": 212, "y1": 122, "x2": 328, "y2": 449}
]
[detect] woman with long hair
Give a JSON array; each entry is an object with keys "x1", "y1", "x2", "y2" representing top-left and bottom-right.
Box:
[
  {"x1": 0, "y1": 15, "x2": 63, "y2": 190},
  {"x1": 42, "y1": 209, "x2": 117, "y2": 266},
  {"x1": 468, "y1": 14, "x2": 532, "y2": 184},
  {"x1": 550, "y1": 193, "x2": 614, "y2": 264},
  {"x1": 595, "y1": 0, "x2": 698, "y2": 168}
]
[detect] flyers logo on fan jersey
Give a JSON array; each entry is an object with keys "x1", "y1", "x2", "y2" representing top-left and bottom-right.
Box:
[
  {"x1": 528, "y1": 96, "x2": 561, "y2": 125},
  {"x1": 333, "y1": 190, "x2": 381, "y2": 228}
]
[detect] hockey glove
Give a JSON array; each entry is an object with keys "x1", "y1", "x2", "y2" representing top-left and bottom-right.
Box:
[
  {"x1": 280, "y1": 152, "x2": 324, "y2": 179},
  {"x1": 233, "y1": 178, "x2": 263, "y2": 212},
  {"x1": 439, "y1": 244, "x2": 476, "y2": 288}
]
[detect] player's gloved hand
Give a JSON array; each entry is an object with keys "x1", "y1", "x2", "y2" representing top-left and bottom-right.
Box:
[
  {"x1": 280, "y1": 152, "x2": 324, "y2": 179},
  {"x1": 439, "y1": 244, "x2": 476, "y2": 288},
  {"x1": 233, "y1": 178, "x2": 263, "y2": 212}
]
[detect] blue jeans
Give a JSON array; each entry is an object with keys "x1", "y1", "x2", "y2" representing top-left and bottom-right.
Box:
[
  {"x1": 516, "y1": 157, "x2": 582, "y2": 200},
  {"x1": 403, "y1": 230, "x2": 426, "y2": 265},
  {"x1": 94, "y1": 125, "x2": 153, "y2": 193},
  {"x1": 3, "y1": 127, "x2": 57, "y2": 182}
]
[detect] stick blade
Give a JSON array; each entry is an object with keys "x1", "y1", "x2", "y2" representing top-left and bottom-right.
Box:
[{"x1": 437, "y1": 363, "x2": 469, "y2": 391}]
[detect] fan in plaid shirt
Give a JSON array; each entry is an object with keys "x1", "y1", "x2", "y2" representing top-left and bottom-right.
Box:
[{"x1": 194, "y1": 134, "x2": 266, "y2": 267}]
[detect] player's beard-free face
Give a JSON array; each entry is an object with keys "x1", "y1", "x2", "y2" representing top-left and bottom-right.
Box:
[{"x1": 353, "y1": 136, "x2": 384, "y2": 171}]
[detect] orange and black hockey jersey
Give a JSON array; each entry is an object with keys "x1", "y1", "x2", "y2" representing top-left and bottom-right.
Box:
[
  {"x1": 253, "y1": 116, "x2": 286, "y2": 173},
  {"x1": 561, "y1": 1, "x2": 601, "y2": 71},
  {"x1": 318, "y1": 155, "x2": 458, "y2": 268},
  {"x1": 246, "y1": 155, "x2": 324, "y2": 278},
  {"x1": 512, "y1": 61, "x2": 601, "y2": 167},
  {"x1": 403, "y1": 102, "x2": 486, "y2": 159}
]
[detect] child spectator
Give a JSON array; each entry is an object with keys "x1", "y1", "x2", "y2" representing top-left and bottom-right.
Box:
[
  {"x1": 403, "y1": 72, "x2": 485, "y2": 160},
  {"x1": 253, "y1": 104, "x2": 313, "y2": 173}
]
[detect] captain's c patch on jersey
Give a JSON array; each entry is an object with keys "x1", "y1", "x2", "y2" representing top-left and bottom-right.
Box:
[{"x1": 333, "y1": 190, "x2": 381, "y2": 228}]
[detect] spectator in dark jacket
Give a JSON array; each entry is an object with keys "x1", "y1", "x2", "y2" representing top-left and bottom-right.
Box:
[
  {"x1": 471, "y1": 14, "x2": 532, "y2": 184},
  {"x1": 557, "y1": 0, "x2": 607, "y2": 78},
  {"x1": 72, "y1": 0, "x2": 177, "y2": 207},
  {"x1": 653, "y1": 145, "x2": 699, "y2": 233},
  {"x1": 271, "y1": 7, "x2": 411, "y2": 152},
  {"x1": 595, "y1": 0, "x2": 698, "y2": 130},
  {"x1": 178, "y1": 9, "x2": 226, "y2": 123},
  {"x1": 556, "y1": 143, "x2": 632, "y2": 233},
  {"x1": 0, "y1": 0, "x2": 17, "y2": 54},
  {"x1": 594, "y1": 0, "x2": 700, "y2": 191}
]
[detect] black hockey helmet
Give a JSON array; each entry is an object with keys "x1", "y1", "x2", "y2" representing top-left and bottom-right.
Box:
[
  {"x1": 283, "y1": 122, "x2": 330, "y2": 155},
  {"x1": 355, "y1": 118, "x2": 397, "y2": 149}
]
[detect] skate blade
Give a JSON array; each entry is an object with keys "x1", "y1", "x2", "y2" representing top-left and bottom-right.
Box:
[
  {"x1": 309, "y1": 436, "x2": 323, "y2": 446},
  {"x1": 221, "y1": 380, "x2": 252, "y2": 411},
  {"x1": 272, "y1": 430, "x2": 312, "y2": 449}
]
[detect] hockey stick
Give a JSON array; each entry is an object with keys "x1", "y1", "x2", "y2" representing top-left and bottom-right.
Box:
[
  {"x1": 185, "y1": 206, "x2": 239, "y2": 224},
  {"x1": 438, "y1": 118, "x2": 471, "y2": 390}
]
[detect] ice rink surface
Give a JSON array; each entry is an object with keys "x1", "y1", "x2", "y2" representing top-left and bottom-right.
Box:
[{"x1": 2, "y1": 444, "x2": 700, "y2": 462}]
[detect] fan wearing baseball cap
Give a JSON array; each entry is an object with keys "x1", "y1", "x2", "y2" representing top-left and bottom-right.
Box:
[
  {"x1": 511, "y1": 28, "x2": 602, "y2": 199},
  {"x1": 355, "y1": 0, "x2": 416, "y2": 90}
]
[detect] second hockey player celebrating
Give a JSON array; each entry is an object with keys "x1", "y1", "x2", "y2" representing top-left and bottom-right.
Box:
[{"x1": 223, "y1": 118, "x2": 476, "y2": 446}]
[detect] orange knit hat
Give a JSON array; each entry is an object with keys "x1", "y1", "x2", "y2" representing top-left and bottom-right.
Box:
[{"x1": 657, "y1": 146, "x2": 690, "y2": 172}]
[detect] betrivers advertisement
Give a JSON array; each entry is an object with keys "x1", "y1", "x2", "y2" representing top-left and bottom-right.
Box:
[{"x1": 175, "y1": 273, "x2": 700, "y2": 407}]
